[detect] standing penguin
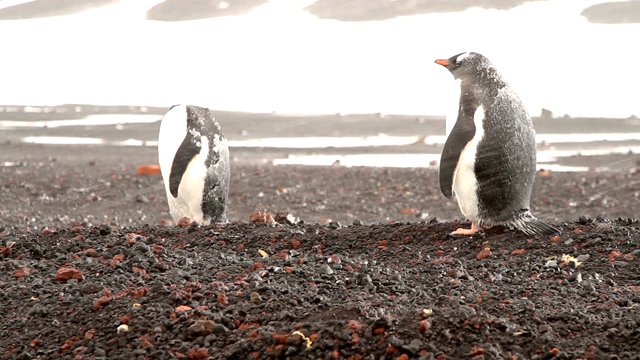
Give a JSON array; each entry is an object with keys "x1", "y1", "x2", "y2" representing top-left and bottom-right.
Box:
[
  {"x1": 434, "y1": 52, "x2": 558, "y2": 236},
  {"x1": 157, "y1": 105, "x2": 230, "y2": 225}
]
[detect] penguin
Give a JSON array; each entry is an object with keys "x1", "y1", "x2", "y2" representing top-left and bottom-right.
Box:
[
  {"x1": 157, "y1": 104, "x2": 230, "y2": 225},
  {"x1": 434, "y1": 52, "x2": 558, "y2": 236}
]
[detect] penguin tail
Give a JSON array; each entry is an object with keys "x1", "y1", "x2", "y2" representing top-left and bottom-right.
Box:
[{"x1": 511, "y1": 210, "x2": 560, "y2": 236}]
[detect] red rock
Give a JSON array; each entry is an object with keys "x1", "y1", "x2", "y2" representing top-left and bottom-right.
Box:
[
  {"x1": 93, "y1": 295, "x2": 111, "y2": 311},
  {"x1": 331, "y1": 349, "x2": 341, "y2": 359},
  {"x1": 0, "y1": 246, "x2": 12, "y2": 256},
  {"x1": 608, "y1": 250, "x2": 623, "y2": 262},
  {"x1": 386, "y1": 345, "x2": 399, "y2": 355},
  {"x1": 110, "y1": 254, "x2": 125, "y2": 267},
  {"x1": 133, "y1": 287, "x2": 148, "y2": 298},
  {"x1": 511, "y1": 249, "x2": 526, "y2": 256},
  {"x1": 419, "y1": 319, "x2": 430, "y2": 333},
  {"x1": 136, "y1": 164, "x2": 161, "y2": 176},
  {"x1": 41, "y1": 227, "x2": 54, "y2": 234},
  {"x1": 272, "y1": 250, "x2": 289, "y2": 260},
  {"x1": 344, "y1": 264, "x2": 354, "y2": 272},
  {"x1": 275, "y1": 212, "x2": 299, "y2": 225},
  {"x1": 186, "y1": 348, "x2": 208, "y2": 360},
  {"x1": 249, "y1": 211, "x2": 276, "y2": 225},
  {"x1": 60, "y1": 336, "x2": 81, "y2": 351},
  {"x1": 476, "y1": 248, "x2": 492, "y2": 260},
  {"x1": 125, "y1": 232, "x2": 142, "y2": 242},
  {"x1": 14, "y1": 267, "x2": 30, "y2": 278},
  {"x1": 152, "y1": 244, "x2": 167, "y2": 254},
  {"x1": 28, "y1": 338, "x2": 40, "y2": 347},
  {"x1": 345, "y1": 320, "x2": 365, "y2": 331},
  {"x1": 175, "y1": 305, "x2": 192, "y2": 312},
  {"x1": 400, "y1": 207, "x2": 420, "y2": 215},
  {"x1": 272, "y1": 333, "x2": 288, "y2": 344},
  {"x1": 55, "y1": 267, "x2": 84, "y2": 282},
  {"x1": 217, "y1": 293, "x2": 228, "y2": 305},
  {"x1": 132, "y1": 267, "x2": 149, "y2": 279}
]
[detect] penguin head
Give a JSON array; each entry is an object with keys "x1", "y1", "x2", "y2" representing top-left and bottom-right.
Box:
[{"x1": 434, "y1": 52, "x2": 491, "y2": 80}]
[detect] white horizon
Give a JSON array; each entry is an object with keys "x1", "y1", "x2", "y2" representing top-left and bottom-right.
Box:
[{"x1": 0, "y1": 0, "x2": 637, "y2": 118}]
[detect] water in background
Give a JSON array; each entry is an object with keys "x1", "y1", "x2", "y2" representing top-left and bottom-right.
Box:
[{"x1": 1, "y1": 105, "x2": 639, "y2": 172}]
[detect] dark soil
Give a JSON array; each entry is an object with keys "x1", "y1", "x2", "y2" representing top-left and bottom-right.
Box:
[{"x1": 2, "y1": 143, "x2": 640, "y2": 359}]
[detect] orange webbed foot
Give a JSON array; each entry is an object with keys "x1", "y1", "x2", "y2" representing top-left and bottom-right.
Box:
[{"x1": 450, "y1": 222, "x2": 483, "y2": 236}]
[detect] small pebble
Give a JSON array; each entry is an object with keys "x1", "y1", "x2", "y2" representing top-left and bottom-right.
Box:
[
  {"x1": 318, "y1": 264, "x2": 334, "y2": 275},
  {"x1": 250, "y1": 292, "x2": 262, "y2": 304},
  {"x1": 545, "y1": 260, "x2": 558, "y2": 268}
]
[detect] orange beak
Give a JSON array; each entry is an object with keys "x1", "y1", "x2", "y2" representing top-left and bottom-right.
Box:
[{"x1": 435, "y1": 59, "x2": 449, "y2": 66}]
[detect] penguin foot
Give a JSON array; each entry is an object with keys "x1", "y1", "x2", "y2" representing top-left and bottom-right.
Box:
[{"x1": 450, "y1": 222, "x2": 482, "y2": 236}]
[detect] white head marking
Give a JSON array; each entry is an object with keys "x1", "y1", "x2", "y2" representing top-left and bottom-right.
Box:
[{"x1": 455, "y1": 52, "x2": 470, "y2": 63}]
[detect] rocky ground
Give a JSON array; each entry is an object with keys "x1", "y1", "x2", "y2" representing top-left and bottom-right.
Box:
[{"x1": 1, "y1": 143, "x2": 640, "y2": 359}]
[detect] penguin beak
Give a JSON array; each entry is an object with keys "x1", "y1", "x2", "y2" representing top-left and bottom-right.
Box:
[{"x1": 435, "y1": 59, "x2": 449, "y2": 66}]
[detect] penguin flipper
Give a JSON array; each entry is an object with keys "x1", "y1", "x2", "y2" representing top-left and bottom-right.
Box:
[
  {"x1": 439, "y1": 112, "x2": 475, "y2": 198},
  {"x1": 511, "y1": 211, "x2": 560, "y2": 236},
  {"x1": 169, "y1": 135, "x2": 201, "y2": 198}
]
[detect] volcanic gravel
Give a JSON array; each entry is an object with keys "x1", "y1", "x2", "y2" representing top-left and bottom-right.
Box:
[{"x1": 1, "y1": 143, "x2": 640, "y2": 359}]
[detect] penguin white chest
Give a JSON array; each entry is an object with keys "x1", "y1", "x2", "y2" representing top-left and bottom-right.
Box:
[{"x1": 452, "y1": 105, "x2": 485, "y2": 222}]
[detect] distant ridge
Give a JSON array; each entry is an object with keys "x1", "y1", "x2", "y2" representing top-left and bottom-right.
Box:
[
  {"x1": 146, "y1": 0, "x2": 267, "y2": 22},
  {"x1": 0, "y1": 0, "x2": 118, "y2": 20},
  {"x1": 581, "y1": 1, "x2": 640, "y2": 24},
  {"x1": 2, "y1": 0, "x2": 637, "y2": 25},
  {"x1": 304, "y1": 0, "x2": 546, "y2": 21}
]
